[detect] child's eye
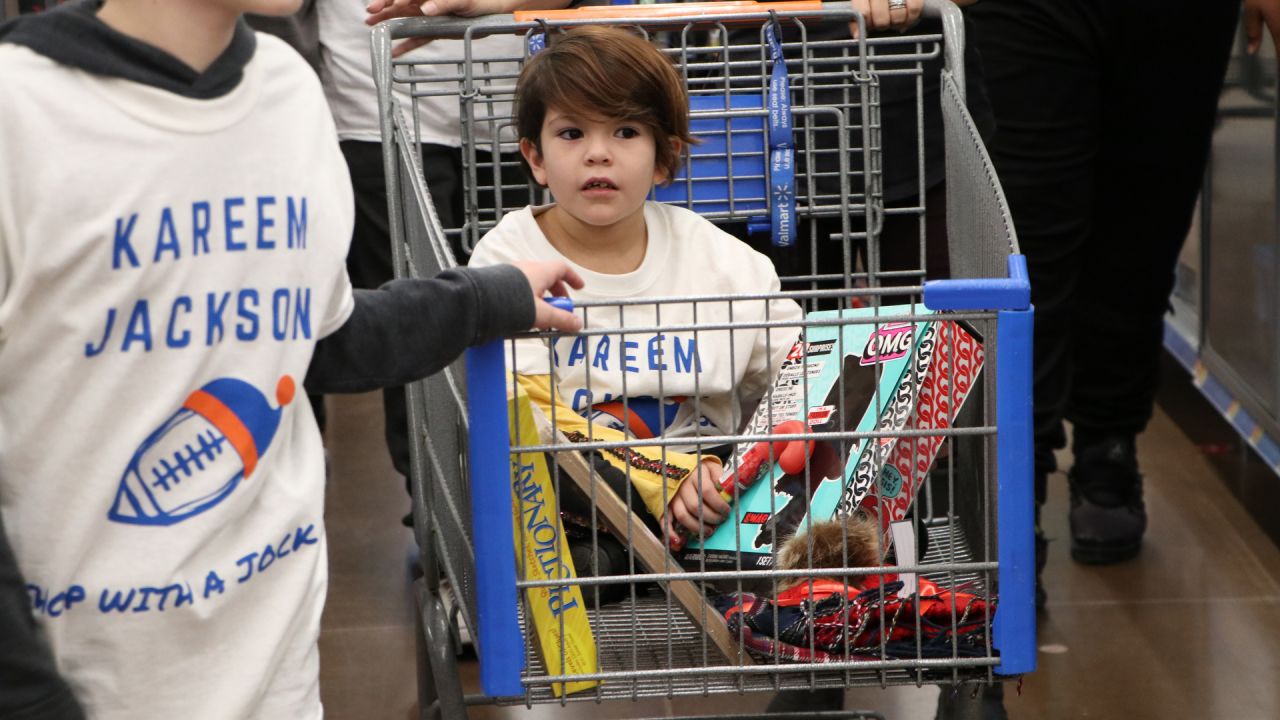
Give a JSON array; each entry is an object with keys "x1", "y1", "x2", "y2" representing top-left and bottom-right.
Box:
[
  {"x1": 556, "y1": 128, "x2": 583, "y2": 140},
  {"x1": 616, "y1": 127, "x2": 642, "y2": 139}
]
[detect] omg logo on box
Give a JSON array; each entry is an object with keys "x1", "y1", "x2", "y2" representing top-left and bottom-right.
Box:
[{"x1": 860, "y1": 323, "x2": 914, "y2": 366}]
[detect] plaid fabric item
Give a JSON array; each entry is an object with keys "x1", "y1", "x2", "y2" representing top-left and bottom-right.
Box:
[{"x1": 714, "y1": 578, "x2": 995, "y2": 663}]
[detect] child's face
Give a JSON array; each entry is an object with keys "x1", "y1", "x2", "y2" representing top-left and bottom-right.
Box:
[{"x1": 521, "y1": 107, "x2": 669, "y2": 231}]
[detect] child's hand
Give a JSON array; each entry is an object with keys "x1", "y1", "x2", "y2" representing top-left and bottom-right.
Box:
[
  {"x1": 512, "y1": 260, "x2": 584, "y2": 333},
  {"x1": 663, "y1": 459, "x2": 731, "y2": 546}
]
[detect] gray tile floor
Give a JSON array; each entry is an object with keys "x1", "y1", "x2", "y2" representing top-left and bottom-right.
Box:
[{"x1": 318, "y1": 386, "x2": 1280, "y2": 719}]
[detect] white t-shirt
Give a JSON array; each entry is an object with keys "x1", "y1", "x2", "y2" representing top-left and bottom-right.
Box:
[
  {"x1": 0, "y1": 36, "x2": 354, "y2": 720},
  {"x1": 318, "y1": 0, "x2": 523, "y2": 145},
  {"x1": 469, "y1": 202, "x2": 803, "y2": 445}
]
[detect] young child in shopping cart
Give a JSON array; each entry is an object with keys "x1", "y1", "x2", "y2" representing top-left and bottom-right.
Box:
[
  {"x1": 0, "y1": 2, "x2": 584, "y2": 718},
  {"x1": 467, "y1": 26, "x2": 805, "y2": 557}
]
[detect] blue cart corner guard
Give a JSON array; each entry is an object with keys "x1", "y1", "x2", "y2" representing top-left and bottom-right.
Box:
[
  {"x1": 464, "y1": 342, "x2": 526, "y2": 697},
  {"x1": 922, "y1": 254, "x2": 1037, "y2": 673},
  {"x1": 993, "y1": 303, "x2": 1036, "y2": 675},
  {"x1": 923, "y1": 255, "x2": 1030, "y2": 312}
]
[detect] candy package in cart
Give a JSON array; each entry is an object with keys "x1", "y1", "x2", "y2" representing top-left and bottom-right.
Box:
[{"x1": 680, "y1": 304, "x2": 985, "y2": 572}]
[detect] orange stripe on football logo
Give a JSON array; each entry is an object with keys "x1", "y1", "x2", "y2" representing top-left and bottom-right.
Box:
[
  {"x1": 595, "y1": 402, "x2": 652, "y2": 439},
  {"x1": 184, "y1": 389, "x2": 260, "y2": 478}
]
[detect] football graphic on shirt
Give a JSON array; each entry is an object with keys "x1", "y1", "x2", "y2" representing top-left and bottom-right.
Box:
[
  {"x1": 109, "y1": 376, "x2": 295, "y2": 526},
  {"x1": 586, "y1": 395, "x2": 687, "y2": 439}
]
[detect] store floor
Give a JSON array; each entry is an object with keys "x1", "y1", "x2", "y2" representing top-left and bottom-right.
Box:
[{"x1": 318, "y1": 372, "x2": 1280, "y2": 719}]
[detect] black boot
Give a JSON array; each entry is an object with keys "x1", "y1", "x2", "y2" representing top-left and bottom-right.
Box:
[{"x1": 1068, "y1": 436, "x2": 1146, "y2": 565}]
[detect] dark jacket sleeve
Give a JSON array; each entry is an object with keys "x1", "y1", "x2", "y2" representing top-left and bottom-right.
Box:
[
  {"x1": 305, "y1": 265, "x2": 535, "y2": 393},
  {"x1": 0, "y1": 514, "x2": 85, "y2": 720}
]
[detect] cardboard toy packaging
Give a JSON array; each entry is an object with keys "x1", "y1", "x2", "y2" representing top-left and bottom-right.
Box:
[
  {"x1": 680, "y1": 305, "x2": 984, "y2": 571},
  {"x1": 846, "y1": 316, "x2": 985, "y2": 543}
]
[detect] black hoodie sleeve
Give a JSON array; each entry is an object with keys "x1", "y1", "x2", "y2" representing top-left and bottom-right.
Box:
[
  {"x1": 305, "y1": 265, "x2": 535, "y2": 393},
  {"x1": 0, "y1": 515, "x2": 85, "y2": 720}
]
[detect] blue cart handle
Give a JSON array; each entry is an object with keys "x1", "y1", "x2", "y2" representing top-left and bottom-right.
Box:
[{"x1": 545, "y1": 296, "x2": 575, "y2": 313}]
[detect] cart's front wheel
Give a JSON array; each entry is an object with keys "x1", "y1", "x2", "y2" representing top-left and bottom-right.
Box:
[{"x1": 414, "y1": 578, "x2": 469, "y2": 720}]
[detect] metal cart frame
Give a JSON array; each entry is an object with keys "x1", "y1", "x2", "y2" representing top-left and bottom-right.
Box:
[{"x1": 372, "y1": 2, "x2": 1034, "y2": 717}]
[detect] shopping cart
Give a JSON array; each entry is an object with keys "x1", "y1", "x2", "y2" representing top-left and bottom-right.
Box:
[{"x1": 372, "y1": 2, "x2": 1034, "y2": 717}]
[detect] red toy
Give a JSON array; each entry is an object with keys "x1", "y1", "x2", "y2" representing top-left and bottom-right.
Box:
[{"x1": 669, "y1": 419, "x2": 814, "y2": 551}]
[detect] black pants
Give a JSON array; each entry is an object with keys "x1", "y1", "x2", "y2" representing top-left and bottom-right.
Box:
[
  {"x1": 338, "y1": 140, "x2": 531, "y2": 478},
  {"x1": 967, "y1": 0, "x2": 1238, "y2": 486},
  {"x1": 339, "y1": 140, "x2": 468, "y2": 478},
  {"x1": 734, "y1": 183, "x2": 950, "y2": 310}
]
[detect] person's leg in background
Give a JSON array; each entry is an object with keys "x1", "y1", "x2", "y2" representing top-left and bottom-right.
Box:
[
  {"x1": 971, "y1": 0, "x2": 1239, "y2": 571},
  {"x1": 966, "y1": 0, "x2": 1103, "y2": 595},
  {"x1": 340, "y1": 140, "x2": 463, "y2": 487},
  {"x1": 1065, "y1": 0, "x2": 1237, "y2": 563},
  {"x1": 340, "y1": 142, "x2": 525, "y2": 507},
  {"x1": 752, "y1": 182, "x2": 947, "y2": 315},
  {"x1": 878, "y1": 184, "x2": 950, "y2": 288}
]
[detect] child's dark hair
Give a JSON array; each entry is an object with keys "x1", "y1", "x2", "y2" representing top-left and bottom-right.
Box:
[{"x1": 514, "y1": 26, "x2": 696, "y2": 184}]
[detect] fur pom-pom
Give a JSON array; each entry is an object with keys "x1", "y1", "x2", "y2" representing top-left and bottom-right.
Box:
[{"x1": 776, "y1": 512, "x2": 882, "y2": 589}]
